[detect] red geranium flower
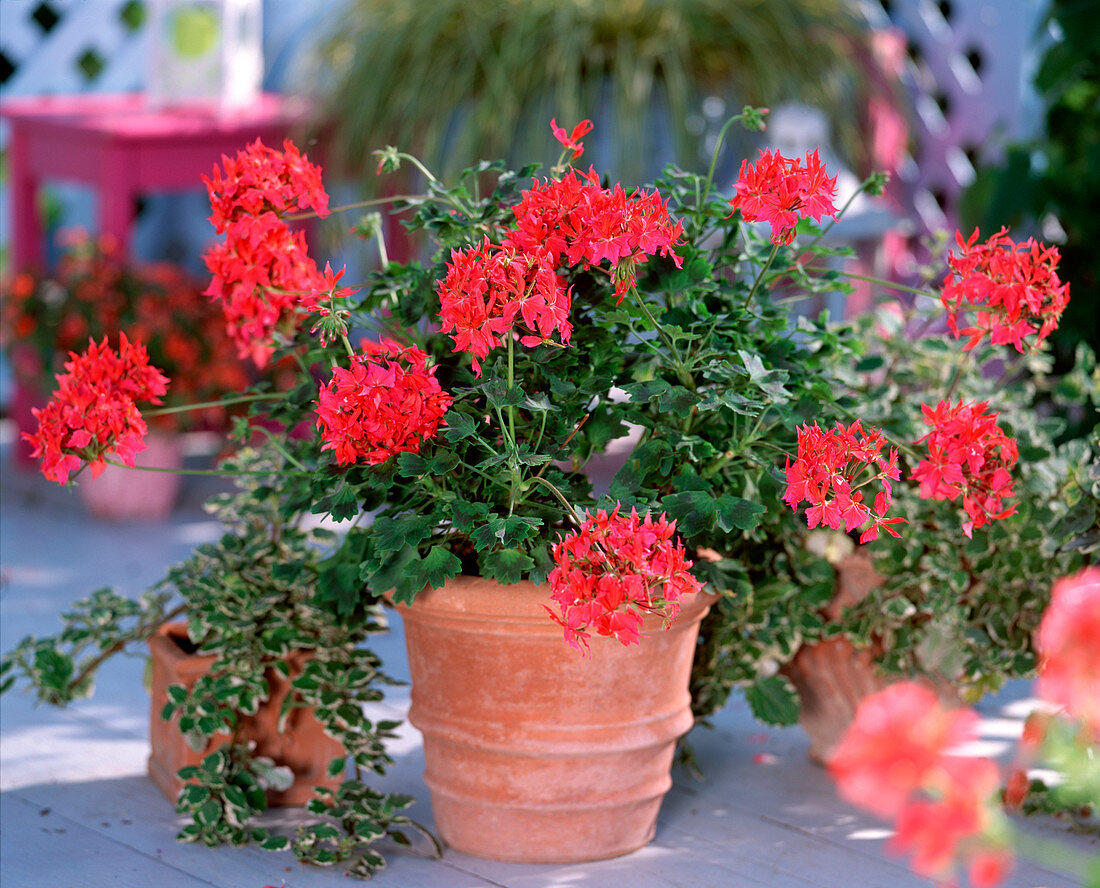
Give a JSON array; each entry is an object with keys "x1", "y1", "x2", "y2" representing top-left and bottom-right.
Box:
[
  {"x1": 315, "y1": 339, "x2": 452, "y2": 466},
  {"x1": 782, "y1": 419, "x2": 906, "y2": 543},
  {"x1": 24, "y1": 334, "x2": 169, "y2": 484},
  {"x1": 550, "y1": 117, "x2": 593, "y2": 161},
  {"x1": 546, "y1": 505, "x2": 702, "y2": 651},
  {"x1": 912, "y1": 399, "x2": 1018, "y2": 538},
  {"x1": 941, "y1": 227, "x2": 1070, "y2": 352},
  {"x1": 729, "y1": 149, "x2": 839, "y2": 245}
]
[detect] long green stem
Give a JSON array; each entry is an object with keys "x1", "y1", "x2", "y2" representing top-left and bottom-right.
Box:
[
  {"x1": 528, "y1": 475, "x2": 583, "y2": 528},
  {"x1": 829, "y1": 269, "x2": 937, "y2": 300},
  {"x1": 145, "y1": 393, "x2": 284, "y2": 417},
  {"x1": 697, "y1": 114, "x2": 743, "y2": 226},
  {"x1": 631, "y1": 287, "x2": 693, "y2": 388},
  {"x1": 247, "y1": 425, "x2": 311, "y2": 473},
  {"x1": 744, "y1": 242, "x2": 781, "y2": 310},
  {"x1": 799, "y1": 185, "x2": 865, "y2": 254},
  {"x1": 284, "y1": 194, "x2": 433, "y2": 220},
  {"x1": 944, "y1": 348, "x2": 973, "y2": 402},
  {"x1": 102, "y1": 459, "x2": 311, "y2": 478}
]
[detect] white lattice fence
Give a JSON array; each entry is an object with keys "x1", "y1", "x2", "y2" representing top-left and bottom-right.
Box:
[
  {"x1": 0, "y1": 0, "x2": 147, "y2": 98},
  {"x1": 862, "y1": 0, "x2": 1048, "y2": 233}
]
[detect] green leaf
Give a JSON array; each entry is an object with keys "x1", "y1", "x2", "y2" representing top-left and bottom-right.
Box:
[
  {"x1": 745, "y1": 674, "x2": 800, "y2": 726},
  {"x1": 441, "y1": 411, "x2": 478, "y2": 442},
  {"x1": 480, "y1": 548, "x2": 534, "y2": 584},
  {"x1": 738, "y1": 349, "x2": 792, "y2": 400},
  {"x1": 660, "y1": 490, "x2": 717, "y2": 537},
  {"x1": 714, "y1": 496, "x2": 767, "y2": 533},
  {"x1": 392, "y1": 546, "x2": 462, "y2": 605}
]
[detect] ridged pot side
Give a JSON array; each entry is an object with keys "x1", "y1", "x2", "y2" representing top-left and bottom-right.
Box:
[
  {"x1": 146, "y1": 623, "x2": 343, "y2": 806},
  {"x1": 395, "y1": 577, "x2": 714, "y2": 863}
]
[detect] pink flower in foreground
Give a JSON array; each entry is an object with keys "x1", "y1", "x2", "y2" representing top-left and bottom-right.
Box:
[
  {"x1": 546, "y1": 506, "x2": 702, "y2": 651},
  {"x1": 941, "y1": 227, "x2": 1069, "y2": 353},
  {"x1": 1037, "y1": 567, "x2": 1100, "y2": 739},
  {"x1": 829, "y1": 683, "x2": 1014, "y2": 887},
  {"x1": 828, "y1": 683, "x2": 978, "y2": 818},
  {"x1": 729, "y1": 148, "x2": 839, "y2": 245},
  {"x1": 315, "y1": 339, "x2": 452, "y2": 466}
]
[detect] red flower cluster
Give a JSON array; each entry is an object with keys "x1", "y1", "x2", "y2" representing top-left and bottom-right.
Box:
[
  {"x1": 435, "y1": 119, "x2": 683, "y2": 372},
  {"x1": 1037, "y1": 567, "x2": 1100, "y2": 739},
  {"x1": 25, "y1": 334, "x2": 169, "y2": 485},
  {"x1": 203, "y1": 140, "x2": 331, "y2": 367},
  {"x1": 504, "y1": 165, "x2": 685, "y2": 302},
  {"x1": 912, "y1": 399, "x2": 1018, "y2": 538},
  {"x1": 546, "y1": 506, "x2": 702, "y2": 651},
  {"x1": 782, "y1": 420, "x2": 906, "y2": 544},
  {"x1": 728, "y1": 149, "x2": 839, "y2": 245},
  {"x1": 550, "y1": 117, "x2": 593, "y2": 161},
  {"x1": 437, "y1": 239, "x2": 571, "y2": 375},
  {"x1": 941, "y1": 227, "x2": 1070, "y2": 352},
  {"x1": 315, "y1": 338, "x2": 452, "y2": 466},
  {"x1": 829, "y1": 683, "x2": 1013, "y2": 887}
]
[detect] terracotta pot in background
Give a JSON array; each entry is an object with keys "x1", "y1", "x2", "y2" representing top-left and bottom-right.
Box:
[
  {"x1": 782, "y1": 553, "x2": 957, "y2": 764},
  {"x1": 146, "y1": 622, "x2": 343, "y2": 807},
  {"x1": 394, "y1": 577, "x2": 714, "y2": 863},
  {"x1": 77, "y1": 433, "x2": 183, "y2": 521}
]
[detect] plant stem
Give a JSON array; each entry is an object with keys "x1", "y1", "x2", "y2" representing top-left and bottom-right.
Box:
[
  {"x1": 743, "y1": 242, "x2": 781, "y2": 310},
  {"x1": 697, "y1": 113, "x2": 743, "y2": 225},
  {"x1": 145, "y1": 393, "x2": 284, "y2": 417},
  {"x1": 528, "y1": 475, "x2": 583, "y2": 528},
  {"x1": 944, "y1": 348, "x2": 973, "y2": 402},
  {"x1": 533, "y1": 413, "x2": 589, "y2": 480},
  {"x1": 247, "y1": 425, "x2": 312, "y2": 473},
  {"x1": 799, "y1": 184, "x2": 866, "y2": 254},
  {"x1": 284, "y1": 194, "x2": 433, "y2": 220},
  {"x1": 102, "y1": 459, "x2": 312, "y2": 479},
  {"x1": 829, "y1": 270, "x2": 937, "y2": 300},
  {"x1": 631, "y1": 287, "x2": 693, "y2": 387},
  {"x1": 375, "y1": 226, "x2": 390, "y2": 272}
]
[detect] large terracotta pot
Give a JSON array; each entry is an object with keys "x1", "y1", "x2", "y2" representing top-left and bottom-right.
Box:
[
  {"x1": 77, "y1": 432, "x2": 183, "y2": 521},
  {"x1": 146, "y1": 622, "x2": 343, "y2": 806},
  {"x1": 782, "y1": 554, "x2": 957, "y2": 764},
  {"x1": 394, "y1": 577, "x2": 714, "y2": 863}
]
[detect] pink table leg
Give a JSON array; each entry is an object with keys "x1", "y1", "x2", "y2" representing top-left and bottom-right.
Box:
[
  {"x1": 98, "y1": 153, "x2": 137, "y2": 257},
  {"x1": 9, "y1": 128, "x2": 45, "y2": 271}
]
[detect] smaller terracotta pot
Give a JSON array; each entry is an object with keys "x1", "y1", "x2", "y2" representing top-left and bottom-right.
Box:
[
  {"x1": 78, "y1": 433, "x2": 183, "y2": 521},
  {"x1": 782, "y1": 554, "x2": 957, "y2": 764},
  {"x1": 146, "y1": 623, "x2": 343, "y2": 806}
]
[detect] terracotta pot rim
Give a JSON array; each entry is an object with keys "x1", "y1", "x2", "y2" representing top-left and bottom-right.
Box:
[
  {"x1": 148, "y1": 622, "x2": 217, "y2": 671},
  {"x1": 392, "y1": 575, "x2": 717, "y2": 625}
]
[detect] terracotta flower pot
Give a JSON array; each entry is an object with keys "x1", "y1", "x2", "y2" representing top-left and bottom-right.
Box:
[
  {"x1": 146, "y1": 622, "x2": 343, "y2": 807},
  {"x1": 782, "y1": 553, "x2": 957, "y2": 764},
  {"x1": 77, "y1": 432, "x2": 183, "y2": 521},
  {"x1": 394, "y1": 576, "x2": 714, "y2": 863}
]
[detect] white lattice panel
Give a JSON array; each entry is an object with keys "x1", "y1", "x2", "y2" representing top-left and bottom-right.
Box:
[{"x1": 862, "y1": 0, "x2": 1048, "y2": 232}]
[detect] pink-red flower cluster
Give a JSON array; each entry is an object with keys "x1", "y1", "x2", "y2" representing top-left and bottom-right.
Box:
[
  {"x1": 504, "y1": 165, "x2": 684, "y2": 302},
  {"x1": 829, "y1": 683, "x2": 1013, "y2": 887},
  {"x1": 437, "y1": 239, "x2": 571, "y2": 375},
  {"x1": 203, "y1": 140, "x2": 331, "y2": 367},
  {"x1": 728, "y1": 149, "x2": 839, "y2": 245},
  {"x1": 546, "y1": 506, "x2": 702, "y2": 651},
  {"x1": 912, "y1": 399, "x2": 1018, "y2": 538},
  {"x1": 24, "y1": 334, "x2": 169, "y2": 484},
  {"x1": 437, "y1": 150, "x2": 684, "y2": 372},
  {"x1": 1037, "y1": 567, "x2": 1100, "y2": 740},
  {"x1": 315, "y1": 338, "x2": 452, "y2": 466},
  {"x1": 941, "y1": 227, "x2": 1070, "y2": 352},
  {"x1": 782, "y1": 420, "x2": 906, "y2": 543}
]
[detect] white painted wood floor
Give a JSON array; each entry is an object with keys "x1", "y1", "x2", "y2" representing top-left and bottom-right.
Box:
[{"x1": 1, "y1": 434, "x2": 1094, "y2": 888}]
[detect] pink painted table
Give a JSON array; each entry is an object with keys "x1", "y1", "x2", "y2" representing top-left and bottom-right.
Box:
[{"x1": 1, "y1": 93, "x2": 307, "y2": 270}]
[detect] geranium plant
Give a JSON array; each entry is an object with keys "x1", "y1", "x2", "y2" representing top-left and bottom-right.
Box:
[{"x1": 4, "y1": 107, "x2": 1096, "y2": 873}]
